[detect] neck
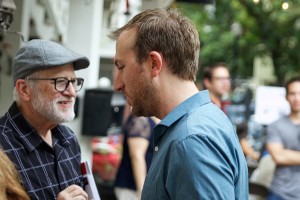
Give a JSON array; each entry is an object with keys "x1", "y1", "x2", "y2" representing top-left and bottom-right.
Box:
[
  {"x1": 210, "y1": 94, "x2": 222, "y2": 108},
  {"x1": 157, "y1": 79, "x2": 199, "y2": 119},
  {"x1": 289, "y1": 112, "x2": 300, "y2": 124}
]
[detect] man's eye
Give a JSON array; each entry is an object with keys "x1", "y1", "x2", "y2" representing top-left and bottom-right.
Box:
[
  {"x1": 56, "y1": 80, "x2": 66, "y2": 84},
  {"x1": 118, "y1": 65, "x2": 125, "y2": 70}
]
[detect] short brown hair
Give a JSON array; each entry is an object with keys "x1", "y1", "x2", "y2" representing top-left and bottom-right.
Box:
[
  {"x1": 109, "y1": 8, "x2": 200, "y2": 81},
  {"x1": 203, "y1": 62, "x2": 229, "y2": 81}
]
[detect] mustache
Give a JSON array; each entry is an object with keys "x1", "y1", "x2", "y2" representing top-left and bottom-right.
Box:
[{"x1": 55, "y1": 97, "x2": 75, "y2": 104}]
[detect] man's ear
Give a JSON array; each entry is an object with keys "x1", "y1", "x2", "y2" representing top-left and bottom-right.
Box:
[
  {"x1": 15, "y1": 79, "x2": 31, "y2": 101},
  {"x1": 203, "y1": 78, "x2": 211, "y2": 90},
  {"x1": 148, "y1": 51, "x2": 163, "y2": 77}
]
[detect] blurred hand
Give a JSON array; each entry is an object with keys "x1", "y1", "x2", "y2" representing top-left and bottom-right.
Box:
[
  {"x1": 251, "y1": 151, "x2": 261, "y2": 161},
  {"x1": 57, "y1": 184, "x2": 88, "y2": 200}
]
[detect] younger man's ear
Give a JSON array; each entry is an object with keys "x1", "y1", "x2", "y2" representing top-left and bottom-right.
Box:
[{"x1": 148, "y1": 51, "x2": 163, "y2": 77}]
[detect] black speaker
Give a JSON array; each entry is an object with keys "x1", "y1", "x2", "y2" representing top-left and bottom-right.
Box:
[{"x1": 82, "y1": 89, "x2": 125, "y2": 136}]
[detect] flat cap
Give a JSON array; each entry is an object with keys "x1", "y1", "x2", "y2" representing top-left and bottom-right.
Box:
[{"x1": 12, "y1": 39, "x2": 90, "y2": 85}]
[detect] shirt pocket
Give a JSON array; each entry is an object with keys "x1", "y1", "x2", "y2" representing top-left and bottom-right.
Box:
[{"x1": 141, "y1": 178, "x2": 157, "y2": 200}]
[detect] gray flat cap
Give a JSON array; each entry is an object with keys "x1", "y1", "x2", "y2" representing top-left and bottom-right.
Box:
[{"x1": 12, "y1": 39, "x2": 90, "y2": 85}]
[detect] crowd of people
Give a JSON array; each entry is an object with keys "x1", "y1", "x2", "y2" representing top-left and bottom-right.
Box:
[{"x1": 0, "y1": 7, "x2": 299, "y2": 200}]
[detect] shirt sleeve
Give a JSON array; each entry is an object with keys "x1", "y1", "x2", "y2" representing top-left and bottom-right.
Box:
[{"x1": 266, "y1": 122, "x2": 283, "y2": 144}]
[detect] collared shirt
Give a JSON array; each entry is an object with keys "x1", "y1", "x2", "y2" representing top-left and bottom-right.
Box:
[
  {"x1": 141, "y1": 90, "x2": 248, "y2": 200},
  {"x1": 0, "y1": 102, "x2": 83, "y2": 200}
]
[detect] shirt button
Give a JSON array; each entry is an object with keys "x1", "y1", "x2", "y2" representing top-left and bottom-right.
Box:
[{"x1": 155, "y1": 146, "x2": 159, "y2": 151}]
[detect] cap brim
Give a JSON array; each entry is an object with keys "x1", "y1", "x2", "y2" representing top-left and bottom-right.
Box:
[{"x1": 72, "y1": 56, "x2": 90, "y2": 70}]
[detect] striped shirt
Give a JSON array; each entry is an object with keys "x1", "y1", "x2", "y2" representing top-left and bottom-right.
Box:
[{"x1": 0, "y1": 102, "x2": 83, "y2": 200}]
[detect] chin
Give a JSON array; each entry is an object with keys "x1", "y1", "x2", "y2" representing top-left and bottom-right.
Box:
[
  {"x1": 132, "y1": 107, "x2": 151, "y2": 117},
  {"x1": 65, "y1": 113, "x2": 75, "y2": 121},
  {"x1": 57, "y1": 112, "x2": 75, "y2": 123}
]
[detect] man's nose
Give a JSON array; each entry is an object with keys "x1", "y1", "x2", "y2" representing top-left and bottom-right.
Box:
[
  {"x1": 113, "y1": 71, "x2": 124, "y2": 92},
  {"x1": 63, "y1": 82, "x2": 77, "y2": 97}
]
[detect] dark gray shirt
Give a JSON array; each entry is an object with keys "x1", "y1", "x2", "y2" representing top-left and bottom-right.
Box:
[{"x1": 266, "y1": 116, "x2": 300, "y2": 200}]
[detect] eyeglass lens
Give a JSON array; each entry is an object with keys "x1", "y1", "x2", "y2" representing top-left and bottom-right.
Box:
[{"x1": 55, "y1": 77, "x2": 84, "y2": 92}]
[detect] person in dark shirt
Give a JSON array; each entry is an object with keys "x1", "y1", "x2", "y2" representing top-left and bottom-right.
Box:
[
  {"x1": 114, "y1": 103, "x2": 158, "y2": 200},
  {"x1": 0, "y1": 39, "x2": 89, "y2": 200}
]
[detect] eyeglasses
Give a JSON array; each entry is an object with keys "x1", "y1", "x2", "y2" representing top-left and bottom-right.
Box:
[
  {"x1": 211, "y1": 76, "x2": 231, "y2": 82},
  {"x1": 26, "y1": 77, "x2": 84, "y2": 92}
]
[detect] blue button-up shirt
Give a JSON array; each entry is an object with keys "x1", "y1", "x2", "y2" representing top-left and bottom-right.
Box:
[{"x1": 141, "y1": 90, "x2": 248, "y2": 200}]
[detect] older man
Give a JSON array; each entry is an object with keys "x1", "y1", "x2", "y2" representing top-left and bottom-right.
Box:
[{"x1": 0, "y1": 39, "x2": 89, "y2": 200}]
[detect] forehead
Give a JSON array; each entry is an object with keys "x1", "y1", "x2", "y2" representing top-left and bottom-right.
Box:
[
  {"x1": 37, "y1": 63, "x2": 75, "y2": 76},
  {"x1": 115, "y1": 28, "x2": 137, "y2": 55},
  {"x1": 288, "y1": 81, "x2": 300, "y2": 91},
  {"x1": 212, "y1": 66, "x2": 229, "y2": 77}
]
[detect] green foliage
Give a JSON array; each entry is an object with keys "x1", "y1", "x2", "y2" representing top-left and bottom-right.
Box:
[{"x1": 174, "y1": 0, "x2": 300, "y2": 85}]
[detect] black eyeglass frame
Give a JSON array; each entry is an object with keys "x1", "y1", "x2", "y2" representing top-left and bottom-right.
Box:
[{"x1": 25, "y1": 77, "x2": 85, "y2": 92}]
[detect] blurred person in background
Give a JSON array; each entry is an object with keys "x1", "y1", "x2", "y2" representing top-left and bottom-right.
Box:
[
  {"x1": 203, "y1": 62, "x2": 231, "y2": 113},
  {"x1": 203, "y1": 62, "x2": 260, "y2": 162},
  {"x1": 0, "y1": 149, "x2": 30, "y2": 200},
  {"x1": 237, "y1": 122, "x2": 261, "y2": 162},
  {"x1": 266, "y1": 76, "x2": 300, "y2": 200},
  {"x1": 114, "y1": 103, "x2": 158, "y2": 200}
]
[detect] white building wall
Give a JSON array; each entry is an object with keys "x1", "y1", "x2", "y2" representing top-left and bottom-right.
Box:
[
  {"x1": 65, "y1": 0, "x2": 103, "y2": 164},
  {"x1": 0, "y1": 0, "x2": 30, "y2": 114}
]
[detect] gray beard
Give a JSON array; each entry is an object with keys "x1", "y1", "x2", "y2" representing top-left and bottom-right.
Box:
[{"x1": 31, "y1": 92, "x2": 75, "y2": 123}]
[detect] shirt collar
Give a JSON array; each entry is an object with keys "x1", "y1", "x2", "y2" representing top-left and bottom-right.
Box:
[
  {"x1": 154, "y1": 90, "x2": 211, "y2": 142},
  {"x1": 159, "y1": 90, "x2": 211, "y2": 127}
]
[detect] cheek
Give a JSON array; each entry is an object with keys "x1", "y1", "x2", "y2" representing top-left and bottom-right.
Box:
[
  {"x1": 40, "y1": 86, "x2": 60, "y2": 100},
  {"x1": 123, "y1": 70, "x2": 136, "y2": 85}
]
